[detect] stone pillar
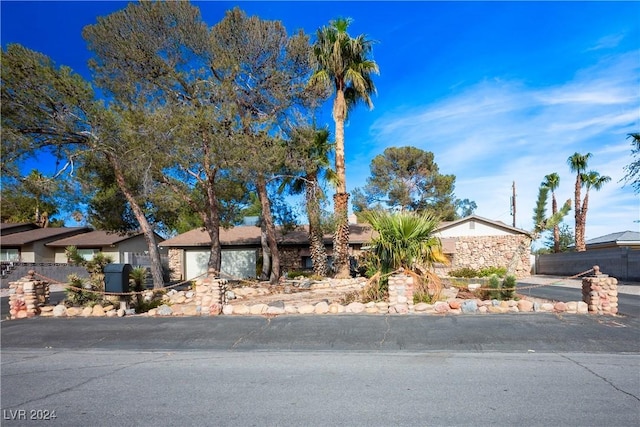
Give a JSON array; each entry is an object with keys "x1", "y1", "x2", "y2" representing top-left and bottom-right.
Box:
[
  {"x1": 581, "y1": 266, "x2": 618, "y2": 315},
  {"x1": 7, "y1": 270, "x2": 50, "y2": 319},
  {"x1": 388, "y1": 273, "x2": 414, "y2": 314},
  {"x1": 195, "y1": 268, "x2": 228, "y2": 316}
]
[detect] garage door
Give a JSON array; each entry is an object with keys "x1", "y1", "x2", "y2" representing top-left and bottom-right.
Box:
[{"x1": 185, "y1": 249, "x2": 257, "y2": 281}]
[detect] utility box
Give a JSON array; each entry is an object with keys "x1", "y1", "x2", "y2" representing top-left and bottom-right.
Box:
[{"x1": 103, "y1": 263, "x2": 133, "y2": 293}]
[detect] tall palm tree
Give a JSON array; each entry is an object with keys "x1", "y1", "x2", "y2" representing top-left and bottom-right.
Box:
[
  {"x1": 542, "y1": 173, "x2": 561, "y2": 252},
  {"x1": 567, "y1": 152, "x2": 592, "y2": 251},
  {"x1": 282, "y1": 126, "x2": 337, "y2": 277},
  {"x1": 579, "y1": 170, "x2": 611, "y2": 248},
  {"x1": 310, "y1": 17, "x2": 379, "y2": 278}
]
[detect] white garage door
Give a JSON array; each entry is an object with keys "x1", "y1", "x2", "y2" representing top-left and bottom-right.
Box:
[{"x1": 185, "y1": 249, "x2": 256, "y2": 281}]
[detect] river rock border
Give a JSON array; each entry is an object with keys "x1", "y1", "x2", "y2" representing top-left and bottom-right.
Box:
[{"x1": 5, "y1": 268, "x2": 615, "y2": 319}]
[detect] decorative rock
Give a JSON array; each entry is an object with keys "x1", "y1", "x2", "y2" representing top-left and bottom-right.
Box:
[
  {"x1": 565, "y1": 301, "x2": 578, "y2": 312},
  {"x1": 156, "y1": 304, "x2": 173, "y2": 316},
  {"x1": 148, "y1": 308, "x2": 157, "y2": 316},
  {"x1": 209, "y1": 303, "x2": 222, "y2": 316},
  {"x1": 266, "y1": 306, "x2": 285, "y2": 315},
  {"x1": 517, "y1": 300, "x2": 533, "y2": 312},
  {"x1": 106, "y1": 310, "x2": 117, "y2": 318},
  {"x1": 468, "y1": 283, "x2": 481, "y2": 292},
  {"x1": 577, "y1": 301, "x2": 588, "y2": 314},
  {"x1": 92, "y1": 305, "x2": 106, "y2": 317},
  {"x1": 554, "y1": 302, "x2": 567, "y2": 312},
  {"x1": 461, "y1": 300, "x2": 478, "y2": 314},
  {"x1": 222, "y1": 305, "x2": 234, "y2": 315},
  {"x1": 448, "y1": 300, "x2": 461, "y2": 310},
  {"x1": 487, "y1": 306, "x2": 503, "y2": 314},
  {"x1": 182, "y1": 304, "x2": 198, "y2": 316},
  {"x1": 328, "y1": 303, "x2": 341, "y2": 314},
  {"x1": 250, "y1": 304, "x2": 268, "y2": 315},
  {"x1": 40, "y1": 306, "x2": 54, "y2": 313},
  {"x1": 117, "y1": 308, "x2": 126, "y2": 317},
  {"x1": 52, "y1": 305, "x2": 67, "y2": 317},
  {"x1": 365, "y1": 306, "x2": 379, "y2": 314},
  {"x1": 233, "y1": 305, "x2": 250, "y2": 315},
  {"x1": 66, "y1": 307, "x2": 81, "y2": 317},
  {"x1": 392, "y1": 304, "x2": 409, "y2": 314},
  {"x1": 540, "y1": 303, "x2": 554, "y2": 312},
  {"x1": 434, "y1": 301, "x2": 450, "y2": 313},
  {"x1": 297, "y1": 304, "x2": 315, "y2": 314},
  {"x1": 414, "y1": 302, "x2": 430, "y2": 312},
  {"x1": 268, "y1": 300, "x2": 285, "y2": 309},
  {"x1": 82, "y1": 306, "x2": 93, "y2": 317},
  {"x1": 284, "y1": 305, "x2": 299, "y2": 314},
  {"x1": 346, "y1": 302, "x2": 365, "y2": 313},
  {"x1": 478, "y1": 306, "x2": 488, "y2": 314},
  {"x1": 103, "y1": 305, "x2": 114, "y2": 312},
  {"x1": 16, "y1": 311, "x2": 28, "y2": 319}
]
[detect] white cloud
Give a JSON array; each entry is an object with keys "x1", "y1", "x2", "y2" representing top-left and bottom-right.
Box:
[{"x1": 350, "y1": 50, "x2": 640, "y2": 238}]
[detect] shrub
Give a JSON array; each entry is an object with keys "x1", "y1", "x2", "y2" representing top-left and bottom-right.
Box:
[
  {"x1": 501, "y1": 275, "x2": 517, "y2": 300},
  {"x1": 487, "y1": 274, "x2": 501, "y2": 300},
  {"x1": 448, "y1": 267, "x2": 479, "y2": 278},
  {"x1": 478, "y1": 266, "x2": 507, "y2": 278}
]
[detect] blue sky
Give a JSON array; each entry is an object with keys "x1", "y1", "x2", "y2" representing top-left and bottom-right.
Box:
[{"x1": 2, "y1": 1, "x2": 639, "y2": 242}]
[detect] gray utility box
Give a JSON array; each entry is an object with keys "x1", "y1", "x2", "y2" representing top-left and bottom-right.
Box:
[{"x1": 104, "y1": 263, "x2": 133, "y2": 293}]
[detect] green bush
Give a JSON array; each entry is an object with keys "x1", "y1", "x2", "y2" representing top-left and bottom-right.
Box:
[
  {"x1": 501, "y1": 275, "x2": 517, "y2": 300},
  {"x1": 487, "y1": 274, "x2": 501, "y2": 299},
  {"x1": 413, "y1": 291, "x2": 432, "y2": 304},
  {"x1": 478, "y1": 266, "x2": 507, "y2": 278},
  {"x1": 448, "y1": 267, "x2": 479, "y2": 278}
]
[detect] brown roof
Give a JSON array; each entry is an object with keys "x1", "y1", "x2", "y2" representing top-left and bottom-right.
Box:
[
  {"x1": 0, "y1": 227, "x2": 92, "y2": 246},
  {"x1": 1, "y1": 222, "x2": 38, "y2": 235},
  {"x1": 160, "y1": 224, "x2": 375, "y2": 248},
  {"x1": 46, "y1": 230, "x2": 158, "y2": 248}
]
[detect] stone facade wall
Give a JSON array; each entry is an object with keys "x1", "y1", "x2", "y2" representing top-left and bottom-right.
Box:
[
  {"x1": 582, "y1": 267, "x2": 618, "y2": 315},
  {"x1": 438, "y1": 235, "x2": 531, "y2": 278},
  {"x1": 279, "y1": 248, "x2": 302, "y2": 273},
  {"x1": 167, "y1": 248, "x2": 183, "y2": 281},
  {"x1": 7, "y1": 271, "x2": 50, "y2": 319}
]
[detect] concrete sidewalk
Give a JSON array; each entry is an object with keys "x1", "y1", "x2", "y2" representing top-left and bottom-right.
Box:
[{"x1": 520, "y1": 275, "x2": 640, "y2": 296}]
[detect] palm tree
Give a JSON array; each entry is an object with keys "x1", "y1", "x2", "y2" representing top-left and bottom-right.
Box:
[
  {"x1": 579, "y1": 170, "x2": 611, "y2": 248},
  {"x1": 567, "y1": 152, "x2": 592, "y2": 251},
  {"x1": 310, "y1": 17, "x2": 379, "y2": 278},
  {"x1": 542, "y1": 173, "x2": 561, "y2": 252},
  {"x1": 282, "y1": 126, "x2": 336, "y2": 277},
  {"x1": 363, "y1": 210, "x2": 447, "y2": 273}
]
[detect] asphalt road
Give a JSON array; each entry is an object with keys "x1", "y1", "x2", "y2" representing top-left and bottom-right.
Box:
[{"x1": 2, "y1": 316, "x2": 640, "y2": 426}]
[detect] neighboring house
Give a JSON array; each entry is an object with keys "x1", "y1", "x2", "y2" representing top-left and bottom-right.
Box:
[
  {"x1": 0, "y1": 225, "x2": 92, "y2": 263},
  {"x1": 434, "y1": 215, "x2": 532, "y2": 278},
  {"x1": 45, "y1": 230, "x2": 167, "y2": 264},
  {"x1": 161, "y1": 215, "x2": 532, "y2": 281},
  {"x1": 160, "y1": 224, "x2": 374, "y2": 281},
  {"x1": 584, "y1": 231, "x2": 640, "y2": 251},
  {"x1": 0, "y1": 224, "x2": 167, "y2": 285}
]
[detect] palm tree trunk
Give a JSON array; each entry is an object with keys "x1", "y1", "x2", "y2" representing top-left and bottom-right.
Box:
[
  {"x1": 551, "y1": 194, "x2": 560, "y2": 253},
  {"x1": 573, "y1": 175, "x2": 583, "y2": 252},
  {"x1": 306, "y1": 176, "x2": 328, "y2": 276},
  {"x1": 576, "y1": 192, "x2": 590, "y2": 252},
  {"x1": 108, "y1": 154, "x2": 165, "y2": 289},
  {"x1": 256, "y1": 176, "x2": 280, "y2": 284},
  {"x1": 332, "y1": 89, "x2": 350, "y2": 278}
]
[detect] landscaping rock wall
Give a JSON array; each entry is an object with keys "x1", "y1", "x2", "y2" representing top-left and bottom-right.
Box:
[
  {"x1": 582, "y1": 267, "x2": 618, "y2": 315},
  {"x1": 167, "y1": 248, "x2": 183, "y2": 281},
  {"x1": 7, "y1": 271, "x2": 50, "y2": 319}
]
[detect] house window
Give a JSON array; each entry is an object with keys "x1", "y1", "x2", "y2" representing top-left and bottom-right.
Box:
[
  {"x1": 1, "y1": 249, "x2": 19, "y2": 262},
  {"x1": 77, "y1": 249, "x2": 99, "y2": 261},
  {"x1": 302, "y1": 257, "x2": 313, "y2": 269}
]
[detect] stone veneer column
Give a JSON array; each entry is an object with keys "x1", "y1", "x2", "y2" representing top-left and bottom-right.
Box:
[
  {"x1": 388, "y1": 273, "x2": 414, "y2": 314},
  {"x1": 581, "y1": 266, "x2": 618, "y2": 315},
  {"x1": 195, "y1": 268, "x2": 228, "y2": 316},
  {"x1": 7, "y1": 270, "x2": 50, "y2": 319}
]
